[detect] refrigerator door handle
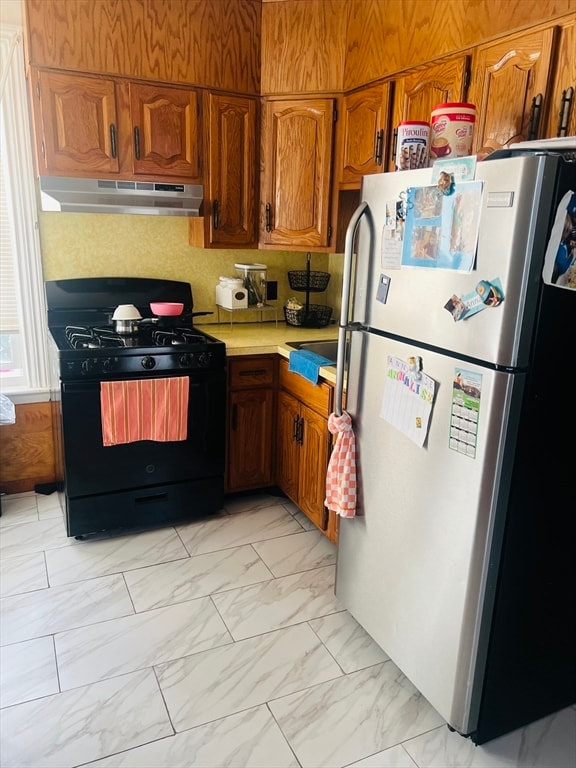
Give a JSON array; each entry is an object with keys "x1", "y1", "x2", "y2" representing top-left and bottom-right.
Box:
[{"x1": 335, "y1": 201, "x2": 369, "y2": 416}]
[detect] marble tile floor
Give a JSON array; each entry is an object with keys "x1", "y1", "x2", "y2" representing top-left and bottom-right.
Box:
[{"x1": 0, "y1": 490, "x2": 574, "y2": 768}]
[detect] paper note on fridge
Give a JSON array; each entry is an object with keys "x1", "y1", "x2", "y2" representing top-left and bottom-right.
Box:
[{"x1": 380, "y1": 356, "x2": 436, "y2": 447}]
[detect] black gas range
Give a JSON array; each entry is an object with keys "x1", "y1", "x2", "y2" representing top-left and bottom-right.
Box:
[
  {"x1": 45, "y1": 277, "x2": 227, "y2": 539},
  {"x1": 46, "y1": 277, "x2": 225, "y2": 381}
]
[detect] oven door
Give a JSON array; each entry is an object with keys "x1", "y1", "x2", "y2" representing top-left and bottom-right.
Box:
[{"x1": 61, "y1": 372, "x2": 226, "y2": 499}]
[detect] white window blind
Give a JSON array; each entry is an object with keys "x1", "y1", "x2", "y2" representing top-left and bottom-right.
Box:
[{"x1": 0, "y1": 25, "x2": 49, "y2": 397}]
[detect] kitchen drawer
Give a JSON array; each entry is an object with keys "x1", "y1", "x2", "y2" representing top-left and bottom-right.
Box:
[
  {"x1": 279, "y1": 358, "x2": 333, "y2": 418},
  {"x1": 229, "y1": 356, "x2": 276, "y2": 388}
]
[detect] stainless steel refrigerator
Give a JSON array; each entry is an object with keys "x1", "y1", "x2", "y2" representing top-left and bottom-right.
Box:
[{"x1": 334, "y1": 140, "x2": 575, "y2": 744}]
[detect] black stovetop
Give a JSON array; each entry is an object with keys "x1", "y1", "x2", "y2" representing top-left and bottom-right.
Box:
[{"x1": 45, "y1": 277, "x2": 225, "y2": 380}]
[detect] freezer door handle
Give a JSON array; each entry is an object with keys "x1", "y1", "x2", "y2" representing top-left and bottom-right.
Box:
[{"x1": 335, "y1": 201, "x2": 369, "y2": 416}]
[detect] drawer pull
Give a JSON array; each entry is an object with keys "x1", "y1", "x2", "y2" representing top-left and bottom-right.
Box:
[{"x1": 239, "y1": 369, "x2": 267, "y2": 377}]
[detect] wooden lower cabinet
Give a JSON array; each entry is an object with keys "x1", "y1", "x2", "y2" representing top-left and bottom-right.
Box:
[
  {"x1": 276, "y1": 358, "x2": 334, "y2": 538},
  {"x1": 226, "y1": 356, "x2": 276, "y2": 492}
]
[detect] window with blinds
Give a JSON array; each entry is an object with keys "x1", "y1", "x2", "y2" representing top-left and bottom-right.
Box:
[
  {"x1": 0, "y1": 149, "x2": 23, "y2": 379},
  {"x1": 0, "y1": 26, "x2": 48, "y2": 396}
]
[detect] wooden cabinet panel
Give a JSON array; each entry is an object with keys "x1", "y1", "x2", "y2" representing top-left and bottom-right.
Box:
[
  {"x1": 130, "y1": 83, "x2": 201, "y2": 179},
  {"x1": 276, "y1": 390, "x2": 301, "y2": 503},
  {"x1": 260, "y1": 99, "x2": 335, "y2": 249},
  {"x1": 276, "y1": 358, "x2": 333, "y2": 534},
  {"x1": 343, "y1": 0, "x2": 576, "y2": 91},
  {"x1": 278, "y1": 359, "x2": 333, "y2": 418},
  {"x1": 261, "y1": 0, "x2": 347, "y2": 95},
  {"x1": 389, "y1": 56, "x2": 470, "y2": 171},
  {"x1": 24, "y1": 0, "x2": 261, "y2": 94},
  {"x1": 228, "y1": 388, "x2": 274, "y2": 490},
  {"x1": 543, "y1": 18, "x2": 576, "y2": 138},
  {"x1": 469, "y1": 27, "x2": 557, "y2": 154},
  {"x1": 205, "y1": 93, "x2": 257, "y2": 247},
  {"x1": 297, "y1": 404, "x2": 330, "y2": 531},
  {"x1": 31, "y1": 69, "x2": 202, "y2": 182},
  {"x1": 34, "y1": 70, "x2": 120, "y2": 175},
  {"x1": 226, "y1": 355, "x2": 276, "y2": 493},
  {"x1": 338, "y1": 82, "x2": 392, "y2": 186}
]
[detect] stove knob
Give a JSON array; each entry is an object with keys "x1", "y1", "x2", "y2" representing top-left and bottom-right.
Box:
[
  {"x1": 141, "y1": 355, "x2": 156, "y2": 370},
  {"x1": 197, "y1": 352, "x2": 211, "y2": 368},
  {"x1": 179, "y1": 353, "x2": 193, "y2": 367}
]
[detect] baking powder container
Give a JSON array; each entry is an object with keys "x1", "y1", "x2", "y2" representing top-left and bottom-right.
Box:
[
  {"x1": 395, "y1": 121, "x2": 430, "y2": 171},
  {"x1": 430, "y1": 102, "x2": 476, "y2": 161}
]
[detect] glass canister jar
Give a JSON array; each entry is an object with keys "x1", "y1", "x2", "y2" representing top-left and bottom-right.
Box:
[{"x1": 234, "y1": 263, "x2": 267, "y2": 306}]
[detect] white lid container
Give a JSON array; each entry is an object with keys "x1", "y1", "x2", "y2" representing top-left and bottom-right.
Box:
[{"x1": 430, "y1": 102, "x2": 476, "y2": 161}]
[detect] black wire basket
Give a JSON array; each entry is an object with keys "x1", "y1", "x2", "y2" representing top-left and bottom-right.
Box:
[
  {"x1": 288, "y1": 270, "x2": 331, "y2": 292},
  {"x1": 284, "y1": 304, "x2": 333, "y2": 328}
]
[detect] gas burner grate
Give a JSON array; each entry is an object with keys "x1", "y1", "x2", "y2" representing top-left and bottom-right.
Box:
[{"x1": 151, "y1": 328, "x2": 209, "y2": 346}]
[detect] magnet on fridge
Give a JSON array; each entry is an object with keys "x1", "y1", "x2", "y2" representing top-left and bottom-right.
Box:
[
  {"x1": 376, "y1": 274, "x2": 391, "y2": 303},
  {"x1": 408, "y1": 355, "x2": 422, "y2": 380}
]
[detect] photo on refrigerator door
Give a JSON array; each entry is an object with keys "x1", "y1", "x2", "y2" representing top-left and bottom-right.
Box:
[
  {"x1": 449, "y1": 368, "x2": 482, "y2": 458},
  {"x1": 542, "y1": 190, "x2": 576, "y2": 290},
  {"x1": 402, "y1": 181, "x2": 482, "y2": 271}
]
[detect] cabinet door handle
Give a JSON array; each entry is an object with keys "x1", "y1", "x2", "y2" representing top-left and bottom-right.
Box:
[
  {"x1": 297, "y1": 416, "x2": 304, "y2": 446},
  {"x1": 292, "y1": 414, "x2": 299, "y2": 442},
  {"x1": 231, "y1": 403, "x2": 238, "y2": 431},
  {"x1": 265, "y1": 202, "x2": 272, "y2": 232},
  {"x1": 528, "y1": 93, "x2": 543, "y2": 141},
  {"x1": 374, "y1": 129, "x2": 384, "y2": 165},
  {"x1": 133, "y1": 126, "x2": 141, "y2": 160},
  {"x1": 391, "y1": 127, "x2": 398, "y2": 163},
  {"x1": 213, "y1": 199, "x2": 220, "y2": 229},
  {"x1": 557, "y1": 86, "x2": 574, "y2": 137},
  {"x1": 109, "y1": 124, "x2": 117, "y2": 159}
]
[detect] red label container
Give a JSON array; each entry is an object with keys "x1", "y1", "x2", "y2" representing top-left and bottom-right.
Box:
[{"x1": 430, "y1": 102, "x2": 476, "y2": 161}]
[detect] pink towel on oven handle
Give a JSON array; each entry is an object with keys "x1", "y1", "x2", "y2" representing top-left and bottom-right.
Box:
[
  {"x1": 100, "y1": 377, "x2": 189, "y2": 447},
  {"x1": 324, "y1": 410, "x2": 357, "y2": 517}
]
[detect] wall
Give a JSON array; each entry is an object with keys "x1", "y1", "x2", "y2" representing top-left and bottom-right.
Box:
[
  {"x1": 38, "y1": 213, "x2": 335, "y2": 322},
  {"x1": 1, "y1": 0, "x2": 22, "y2": 25},
  {"x1": 0, "y1": 401, "x2": 56, "y2": 495}
]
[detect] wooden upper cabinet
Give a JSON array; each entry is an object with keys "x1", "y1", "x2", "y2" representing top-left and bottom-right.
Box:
[
  {"x1": 24, "y1": 0, "x2": 261, "y2": 94},
  {"x1": 338, "y1": 82, "x2": 392, "y2": 187},
  {"x1": 469, "y1": 27, "x2": 557, "y2": 155},
  {"x1": 129, "y1": 83, "x2": 201, "y2": 179},
  {"x1": 260, "y1": 99, "x2": 335, "y2": 250},
  {"x1": 543, "y1": 19, "x2": 576, "y2": 138},
  {"x1": 34, "y1": 70, "x2": 120, "y2": 175},
  {"x1": 389, "y1": 56, "x2": 470, "y2": 171},
  {"x1": 207, "y1": 93, "x2": 257, "y2": 246},
  {"x1": 31, "y1": 69, "x2": 202, "y2": 182}
]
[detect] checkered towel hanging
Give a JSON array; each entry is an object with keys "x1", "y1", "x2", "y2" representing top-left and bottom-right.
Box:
[{"x1": 324, "y1": 410, "x2": 357, "y2": 517}]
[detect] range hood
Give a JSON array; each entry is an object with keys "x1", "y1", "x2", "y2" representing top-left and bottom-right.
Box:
[{"x1": 38, "y1": 176, "x2": 203, "y2": 216}]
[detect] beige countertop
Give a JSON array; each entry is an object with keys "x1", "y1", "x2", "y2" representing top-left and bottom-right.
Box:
[{"x1": 196, "y1": 321, "x2": 339, "y2": 384}]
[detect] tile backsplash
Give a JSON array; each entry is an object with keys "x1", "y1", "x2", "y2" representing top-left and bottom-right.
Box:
[{"x1": 39, "y1": 212, "x2": 343, "y2": 323}]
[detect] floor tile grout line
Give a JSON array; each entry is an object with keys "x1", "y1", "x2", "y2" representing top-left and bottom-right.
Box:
[{"x1": 265, "y1": 700, "x2": 303, "y2": 768}]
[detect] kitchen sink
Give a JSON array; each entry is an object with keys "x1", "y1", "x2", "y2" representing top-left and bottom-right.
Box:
[{"x1": 285, "y1": 339, "x2": 339, "y2": 363}]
